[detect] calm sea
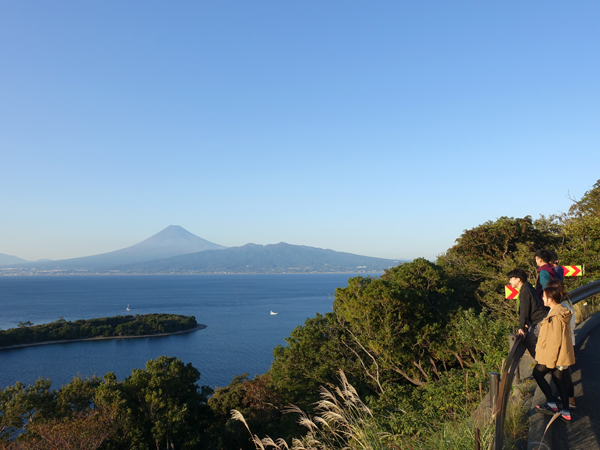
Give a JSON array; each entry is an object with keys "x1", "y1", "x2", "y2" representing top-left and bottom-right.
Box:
[{"x1": 0, "y1": 274, "x2": 372, "y2": 391}]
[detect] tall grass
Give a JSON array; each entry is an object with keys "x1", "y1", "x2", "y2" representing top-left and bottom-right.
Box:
[
  {"x1": 232, "y1": 370, "x2": 528, "y2": 450},
  {"x1": 232, "y1": 370, "x2": 390, "y2": 450}
]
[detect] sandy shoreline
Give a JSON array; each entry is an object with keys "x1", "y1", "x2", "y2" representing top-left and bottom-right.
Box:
[{"x1": 0, "y1": 324, "x2": 207, "y2": 351}]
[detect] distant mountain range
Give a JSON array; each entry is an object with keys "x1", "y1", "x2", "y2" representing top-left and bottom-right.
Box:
[
  {"x1": 1, "y1": 226, "x2": 404, "y2": 275},
  {"x1": 5, "y1": 226, "x2": 225, "y2": 271},
  {"x1": 0, "y1": 254, "x2": 29, "y2": 266},
  {"x1": 116, "y1": 242, "x2": 400, "y2": 274},
  {"x1": 0, "y1": 254, "x2": 53, "y2": 265}
]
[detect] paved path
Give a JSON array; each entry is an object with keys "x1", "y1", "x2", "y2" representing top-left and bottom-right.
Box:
[
  {"x1": 555, "y1": 323, "x2": 600, "y2": 449},
  {"x1": 528, "y1": 315, "x2": 600, "y2": 450}
]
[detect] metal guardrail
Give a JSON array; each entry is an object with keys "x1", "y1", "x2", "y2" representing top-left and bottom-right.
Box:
[
  {"x1": 493, "y1": 334, "x2": 526, "y2": 450},
  {"x1": 568, "y1": 279, "x2": 600, "y2": 305},
  {"x1": 493, "y1": 279, "x2": 600, "y2": 450}
]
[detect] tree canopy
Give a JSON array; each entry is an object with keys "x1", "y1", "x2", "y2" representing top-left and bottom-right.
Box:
[{"x1": 0, "y1": 314, "x2": 199, "y2": 348}]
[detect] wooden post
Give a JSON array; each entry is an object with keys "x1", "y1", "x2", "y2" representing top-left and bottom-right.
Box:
[
  {"x1": 508, "y1": 334, "x2": 520, "y2": 383},
  {"x1": 489, "y1": 372, "x2": 500, "y2": 414}
]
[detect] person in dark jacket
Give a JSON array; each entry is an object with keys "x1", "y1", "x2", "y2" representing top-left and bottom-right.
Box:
[
  {"x1": 508, "y1": 268, "x2": 549, "y2": 358},
  {"x1": 549, "y1": 250, "x2": 564, "y2": 281},
  {"x1": 535, "y1": 249, "x2": 558, "y2": 297}
]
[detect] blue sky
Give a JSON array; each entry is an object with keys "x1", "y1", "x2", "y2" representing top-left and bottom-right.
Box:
[{"x1": 1, "y1": 1, "x2": 599, "y2": 262}]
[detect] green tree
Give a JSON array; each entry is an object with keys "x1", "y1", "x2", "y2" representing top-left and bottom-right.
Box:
[
  {"x1": 333, "y1": 259, "x2": 462, "y2": 388},
  {"x1": 438, "y1": 216, "x2": 558, "y2": 323},
  {"x1": 207, "y1": 374, "x2": 287, "y2": 450},
  {"x1": 96, "y1": 356, "x2": 211, "y2": 450},
  {"x1": 558, "y1": 179, "x2": 600, "y2": 287},
  {"x1": 270, "y1": 312, "x2": 360, "y2": 404},
  {"x1": 0, "y1": 378, "x2": 53, "y2": 440},
  {"x1": 52, "y1": 376, "x2": 102, "y2": 419}
]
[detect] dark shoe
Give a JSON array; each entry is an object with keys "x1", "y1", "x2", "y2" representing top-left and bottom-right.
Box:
[
  {"x1": 569, "y1": 403, "x2": 577, "y2": 410},
  {"x1": 536, "y1": 403, "x2": 559, "y2": 415}
]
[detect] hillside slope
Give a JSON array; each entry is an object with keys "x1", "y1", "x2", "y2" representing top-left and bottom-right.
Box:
[{"x1": 117, "y1": 242, "x2": 402, "y2": 273}]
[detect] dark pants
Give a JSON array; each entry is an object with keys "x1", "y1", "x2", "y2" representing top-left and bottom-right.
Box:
[
  {"x1": 566, "y1": 366, "x2": 574, "y2": 399},
  {"x1": 524, "y1": 323, "x2": 540, "y2": 359},
  {"x1": 533, "y1": 364, "x2": 570, "y2": 412}
]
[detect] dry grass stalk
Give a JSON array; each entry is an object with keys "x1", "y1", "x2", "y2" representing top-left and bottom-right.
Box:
[{"x1": 232, "y1": 370, "x2": 390, "y2": 450}]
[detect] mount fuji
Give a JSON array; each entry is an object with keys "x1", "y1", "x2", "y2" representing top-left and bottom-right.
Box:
[{"x1": 14, "y1": 226, "x2": 225, "y2": 270}]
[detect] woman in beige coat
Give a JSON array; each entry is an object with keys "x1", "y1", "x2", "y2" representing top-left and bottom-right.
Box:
[
  {"x1": 533, "y1": 286, "x2": 576, "y2": 422},
  {"x1": 547, "y1": 279, "x2": 577, "y2": 410}
]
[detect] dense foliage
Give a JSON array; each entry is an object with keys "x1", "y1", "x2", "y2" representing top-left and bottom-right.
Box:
[
  {"x1": 556, "y1": 179, "x2": 600, "y2": 286},
  {"x1": 0, "y1": 357, "x2": 212, "y2": 450},
  {"x1": 437, "y1": 216, "x2": 559, "y2": 323},
  {"x1": 0, "y1": 314, "x2": 199, "y2": 348},
  {"x1": 1, "y1": 179, "x2": 598, "y2": 449}
]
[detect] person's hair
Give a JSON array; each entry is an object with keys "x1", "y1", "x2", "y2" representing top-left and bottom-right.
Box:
[
  {"x1": 543, "y1": 286, "x2": 562, "y2": 304},
  {"x1": 546, "y1": 279, "x2": 565, "y2": 293},
  {"x1": 535, "y1": 249, "x2": 553, "y2": 264},
  {"x1": 547, "y1": 279, "x2": 572, "y2": 306},
  {"x1": 507, "y1": 268, "x2": 528, "y2": 283},
  {"x1": 548, "y1": 249, "x2": 559, "y2": 264}
]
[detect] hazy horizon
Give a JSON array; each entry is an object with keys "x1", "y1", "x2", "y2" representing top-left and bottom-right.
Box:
[{"x1": 1, "y1": 225, "x2": 406, "y2": 263}]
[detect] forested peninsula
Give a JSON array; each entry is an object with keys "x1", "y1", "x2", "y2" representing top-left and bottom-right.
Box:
[{"x1": 0, "y1": 313, "x2": 203, "y2": 349}]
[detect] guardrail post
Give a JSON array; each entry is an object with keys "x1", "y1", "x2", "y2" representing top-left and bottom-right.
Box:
[
  {"x1": 508, "y1": 334, "x2": 520, "y2": 383},
  {"x1": 489, "y1": 372, "x2": 500, "y2": 414}
]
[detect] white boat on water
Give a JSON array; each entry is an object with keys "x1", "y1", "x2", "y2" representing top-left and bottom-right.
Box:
[
  {"x1": 126, "y1": 304, "x2": 131, "y2": 312},
  {"x1": 270, "y1": 311, "x2": 278, "y2": 315}
]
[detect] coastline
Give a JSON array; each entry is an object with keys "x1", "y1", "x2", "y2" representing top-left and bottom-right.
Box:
[
  {"x1": 0, "y1": 324, "x2": 207, "y2": 351},
  {"x1": 0, "y1": 271, "x2": 384, "y2": 276}
]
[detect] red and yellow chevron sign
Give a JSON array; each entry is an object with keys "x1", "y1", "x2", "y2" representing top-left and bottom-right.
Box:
[
  {"x1": 562, "y1": 265, "x2": 583, "y2": 277},
  {"x1": 505, "y1": 285, "x2": 520, "y2": 300}
]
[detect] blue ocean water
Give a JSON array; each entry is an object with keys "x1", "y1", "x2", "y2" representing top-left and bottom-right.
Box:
[{"x1": 0, "y1": 274, "x2": 371, "y2": 390}]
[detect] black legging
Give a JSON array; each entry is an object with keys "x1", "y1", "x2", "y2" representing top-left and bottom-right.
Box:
[
  {"x1": 566, "y1": 366, "x2": 574, "y2": 399},
  {"x1": 533, "y1": 364, "x2": 570, "y2": 411}
]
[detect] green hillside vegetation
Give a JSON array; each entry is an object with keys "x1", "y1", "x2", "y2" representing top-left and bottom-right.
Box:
[
  {"x1": 116, "y1": 242, "x2": 401, "y2": 274},
  {"x1": 1, "y1": 179, "x2": 599, "y2": 450},
  {"x1": 0, "y1": 314, "x2": 199, "y2": 348}
]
